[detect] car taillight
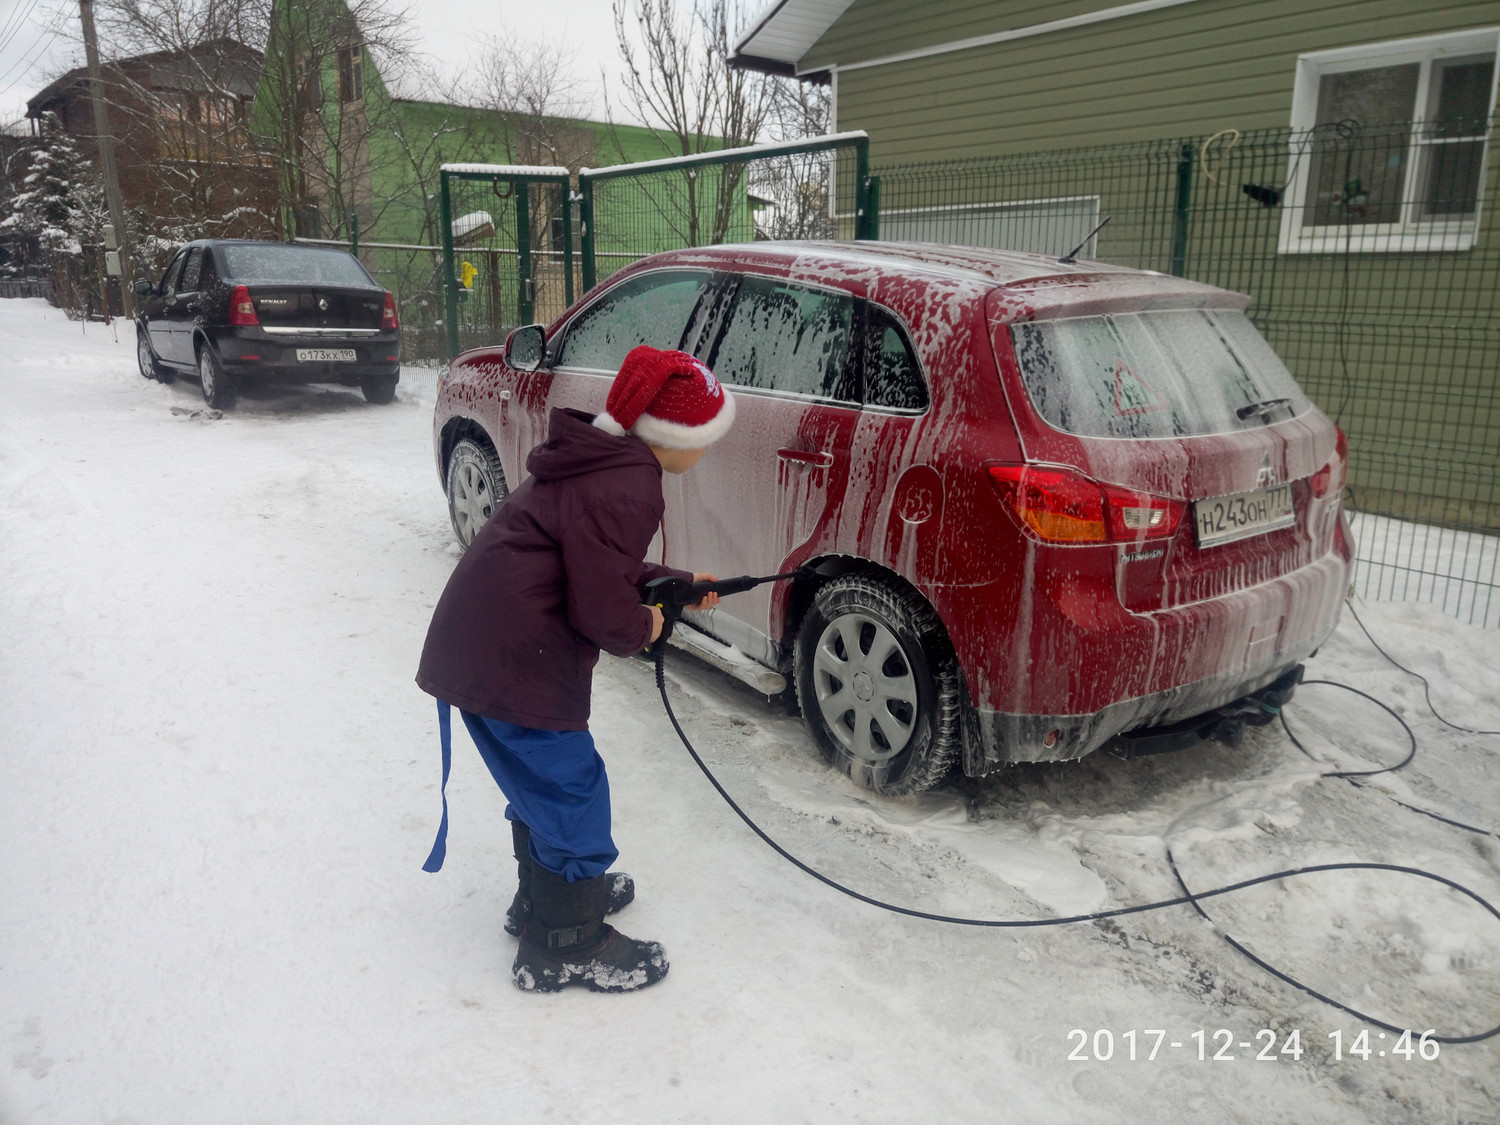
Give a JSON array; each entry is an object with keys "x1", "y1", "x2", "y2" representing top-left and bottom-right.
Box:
[
  {"x1": 1310, "y1": 426, "x2": 1348, "y2": 499},
  {"x1": 987, "y1": 464, "x2": 1184, "y2": 545},
  {"x1": 228, "y1": 285, "x2": 259, "y2": 326},
  {"x1": 382, "y1": 291, "x2": 399, "y2": 331}
]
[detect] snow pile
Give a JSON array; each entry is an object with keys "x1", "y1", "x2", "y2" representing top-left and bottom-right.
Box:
[{"x1": 1, "y1": 298, "x2": 1497, "y2": 1124}]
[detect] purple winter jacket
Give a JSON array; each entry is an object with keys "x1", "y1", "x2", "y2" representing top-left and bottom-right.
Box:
[{"x1": 416, "y1": 408, "x2": 690, "y2": 730}]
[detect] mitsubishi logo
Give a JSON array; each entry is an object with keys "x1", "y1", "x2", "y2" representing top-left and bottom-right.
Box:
[
  {"x1": 318, "y1": 297, "x2": 329, "y2": 311},
  {"x1": 1256, "y1": 453, "x2": 1278, "y2": 488}
]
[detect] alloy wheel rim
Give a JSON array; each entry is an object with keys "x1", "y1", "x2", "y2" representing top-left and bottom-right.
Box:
[
  {"x1": 138, "y1": 335, "x2": 152, "y2": 376},
  {"x1": 199, "y1": 352, "x2": 215, "y2": 395},
  {"x1": 812, "y1": 612, "x2": 918, "y2": 763}
]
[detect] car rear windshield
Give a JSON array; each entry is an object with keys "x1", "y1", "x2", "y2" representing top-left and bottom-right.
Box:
[
  {"x1": 220, "y1": 244, "x2": 373, "y2": 286},
  {"x1": 1009, "y1": 309, "x2": 1312, "y2": 438}
]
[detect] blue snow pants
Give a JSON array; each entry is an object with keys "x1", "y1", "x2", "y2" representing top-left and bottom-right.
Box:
[{"x1": 422, "y1": 700, "x2": 619, "y2": 882}]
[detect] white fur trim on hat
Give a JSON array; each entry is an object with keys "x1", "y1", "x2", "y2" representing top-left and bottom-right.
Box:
[
  {"x1": 629, "y1": 387, "x2": 736, "y2": 450},
  {"x1": 592, "y1": 411, "x2": 627, "y2": 437}
]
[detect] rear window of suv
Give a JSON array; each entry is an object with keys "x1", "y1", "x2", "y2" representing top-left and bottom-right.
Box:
[
  {"x1": 221, "y1": 244, "x2": 373, "y2": 286},
  {"x1": 1009, "y1": 309, "x2": 1311, "y2": 438}
]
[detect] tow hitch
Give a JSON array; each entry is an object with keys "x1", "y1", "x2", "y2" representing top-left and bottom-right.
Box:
[{"x1": 1106, "y1": 665, "x2": 1305, "y2": 759}]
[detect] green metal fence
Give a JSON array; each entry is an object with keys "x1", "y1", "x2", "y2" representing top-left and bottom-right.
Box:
[
  {"x1": 872, "y1": 121, "x2": 1500, "y2": 627},
  {"x1": 577, "y1": 131, "x2": 876, "y2": 290},
  {"x1": 437, "y1": 164, "x2": 577, "y2": 361}
]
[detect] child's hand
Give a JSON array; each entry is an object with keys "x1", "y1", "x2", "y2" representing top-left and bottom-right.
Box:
[
  {"x1": 647, "y1": 604, "x2": 665, "y2": 642},
  {"x1": 690, "y1": 573, "x2": 720, "y2": 610}
]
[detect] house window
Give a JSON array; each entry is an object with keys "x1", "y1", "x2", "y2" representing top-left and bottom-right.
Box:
[
  {"x1": 1280, "y1": 29, "x2": 1500, "y2": 253},
  {"x1": 338, "y1": 45, "x2": 363, "y2": 103}
]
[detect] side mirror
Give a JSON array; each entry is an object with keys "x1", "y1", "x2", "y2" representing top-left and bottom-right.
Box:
[
  {"x1": 505, "y1": 323, "x2": 547, "y2": 372},
  {"x1": 132, "y1": 279, "x2": 154, "y2": 297}
]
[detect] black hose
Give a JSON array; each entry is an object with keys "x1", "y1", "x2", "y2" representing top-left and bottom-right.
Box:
[
  {"x1": 652, "y1": 646, "x2": 1500, "y2": 1044},
  {"x1": 1281, "y1": 679, "x2": 1498, "y2": 838},
  {"x1": 1344, "y1": 598, "x2": 1500, "y2": 737}
]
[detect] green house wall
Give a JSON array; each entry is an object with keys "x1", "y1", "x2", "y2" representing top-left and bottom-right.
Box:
[
  {"x1": 807, "y1": 0, "x2": 1500, "y2": 160},
  {"x1": 795, "y1": 0, "x2": 1500, "y2": 532}
]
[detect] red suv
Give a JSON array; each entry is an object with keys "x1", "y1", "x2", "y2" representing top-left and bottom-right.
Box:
[{"x1": 431, "y1": 243, "x2": 1353, "y2": 795}]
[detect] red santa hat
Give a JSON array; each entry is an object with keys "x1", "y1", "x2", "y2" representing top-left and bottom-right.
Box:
[{"x1": 592, "y1": 345, "x2": 736, "y2": 449}]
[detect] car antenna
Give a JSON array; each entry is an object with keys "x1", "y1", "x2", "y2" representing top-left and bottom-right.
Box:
[{"x1": 1058, "y1": 216, "x2": 1112, "y2": 265}]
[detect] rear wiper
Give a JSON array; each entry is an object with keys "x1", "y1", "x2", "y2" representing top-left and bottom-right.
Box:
[{"x1": 1236, "y1": 397, "x2": 1292, "y2": 421}]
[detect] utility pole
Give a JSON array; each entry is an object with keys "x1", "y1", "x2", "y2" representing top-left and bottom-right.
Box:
[{"x1": 79, "y1": 0, "x2": 133, "y2": 319}]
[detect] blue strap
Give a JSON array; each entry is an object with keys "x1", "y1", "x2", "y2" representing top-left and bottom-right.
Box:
[{"x1": 422, "y1": 699, "x2": 453, "y2": 873}]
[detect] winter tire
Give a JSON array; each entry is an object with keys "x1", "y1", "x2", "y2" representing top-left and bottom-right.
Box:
[
  {"x1": 794, "y1": 574, "x2": 962, "y2": 795},
  {"x1": 361, "y1": 373, "x2": 398, "y2": 404},
  {"x1": 446, "y1": 436, "x2": 507, "y2": 548},
  {"x1": 197, "y1": 344, "x2": 234, "y2": 409},
  {"x1": 136, "y1": 328, "x2": 170, "y2": 383}
]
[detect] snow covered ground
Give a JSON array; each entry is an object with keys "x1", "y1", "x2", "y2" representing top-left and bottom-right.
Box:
[{"x1": 2, "y1": 297, "x2": 1498, "y2": 1124}]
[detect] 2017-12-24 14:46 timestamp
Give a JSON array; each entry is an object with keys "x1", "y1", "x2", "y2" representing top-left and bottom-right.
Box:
[{"x1": 1067, "y1": 1027, "x2": 1441, "y2": 1062}]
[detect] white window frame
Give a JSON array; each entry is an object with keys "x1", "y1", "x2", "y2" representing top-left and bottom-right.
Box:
[{"x1": 1279, "y1": 29, "x2": 1500, "y2": 254}]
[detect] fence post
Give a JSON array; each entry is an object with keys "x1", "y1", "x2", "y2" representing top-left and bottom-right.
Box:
[
  {"x1": 561, "y1": 184, "x2": 575, "y2": 308},
  {"x1": 579, "y1": 177, "x2": 597, "y2": 294},
  {"x1": 516, "y1": 180, "x2": 533, "y2": 324},
  {"x1": 350, "y1": 212, "x2": 359, "y2": 257},
  {"x1": 1169, "y1": 141, "x2": 1194, "y2": 277},
  {"x1": 439, "y1": 169, "x2": 459, "y2": 361},
  {"x1": 854, "y1": 137, "x2": 875, "y2": 240}
]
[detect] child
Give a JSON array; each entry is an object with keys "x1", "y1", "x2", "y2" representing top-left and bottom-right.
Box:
[{"x1": 416, "y1": 344, "x2": 735, "y2": 993}]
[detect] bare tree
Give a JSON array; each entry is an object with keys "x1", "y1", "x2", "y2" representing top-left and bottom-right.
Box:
[
  {"x1": 466, "y1": 30, "x2": 597, "y2": 258},
  {"x1": 248, "y1": 0, "x2": 421, "y2": 240},
  {"x1": 59, "y1": 0, "x2": 277, "y2": 239},
  {"x1": 608, "y1": 0, "x2": 774, "y2": 246},
  {"x1": 752, "y1": 74, "x2": 834, "y2": 239}
]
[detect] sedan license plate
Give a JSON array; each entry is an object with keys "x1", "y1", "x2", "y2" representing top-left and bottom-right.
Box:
[
  {"x1": 1194, "y1": 484, "x2": 1294, "y2": 547},
  {"x1": 295, "y1": 348, "x2": 356, "y2": 362}
]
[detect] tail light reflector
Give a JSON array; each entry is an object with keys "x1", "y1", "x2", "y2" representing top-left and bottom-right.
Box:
[
  {"x1": 1310, "y1": 426, "x2": 1348, "y2": 499},
  {"x1": 228, "y1": 285, "x2": 259, "y2": 326},
  {"x1": 987, "y1": 464, "x2": 1184, "y2": 545},
  {"x1": 382, "y1": 291, "x2": 399, "y2": 331}
]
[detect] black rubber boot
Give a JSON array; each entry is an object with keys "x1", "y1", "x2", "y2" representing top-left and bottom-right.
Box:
[
  {"x1": 503, "y1": 820, "x2": 635, "y2": 937},
  {"x1": 512, "y1": 865, "x2": 668, "y2": 993}
]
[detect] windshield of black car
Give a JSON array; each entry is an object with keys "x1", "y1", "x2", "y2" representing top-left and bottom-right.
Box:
[
  {"x1": 221, "y1": 245, "x2": 373, "y2": 286},
  {"x1": 1008, "y1": 309, "x2": 1312, "y2": 439}
]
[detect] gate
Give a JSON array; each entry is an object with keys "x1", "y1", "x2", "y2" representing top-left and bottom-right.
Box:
[
  {"x1": 577, "y1": 131, "x2": 878, "y2": 290},
  {"x1": 438, "y1": 163, "x2": 576, "y2": 360}
]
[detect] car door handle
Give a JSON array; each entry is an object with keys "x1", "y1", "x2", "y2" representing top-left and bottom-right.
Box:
[{"x1": 777, "y1": 448, "x2": 834, "y2": 468}]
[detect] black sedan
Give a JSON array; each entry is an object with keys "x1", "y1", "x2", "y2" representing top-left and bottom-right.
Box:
[{"x1": 133, "y1": 239, "x2": 402, "y2": 408}]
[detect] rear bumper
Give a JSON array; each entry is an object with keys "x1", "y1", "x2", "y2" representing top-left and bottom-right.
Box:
[
  {"x1": 958, "y1": 538, "x2": 1352, "y2": 768},
  {"x1": 970, "y1": 660, "x2": 1308, "y2": 767},
  {"x1": 214, "y1": 329, "x2": 401, "y2": 381}
]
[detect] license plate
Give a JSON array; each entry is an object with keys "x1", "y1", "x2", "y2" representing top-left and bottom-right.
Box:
[
  {"x1": 1194, "y1": 484, "x2": 1295, "y2": 547},
  {"x1": 295, "y1": 348, "x2": 356, "y2": 362}
]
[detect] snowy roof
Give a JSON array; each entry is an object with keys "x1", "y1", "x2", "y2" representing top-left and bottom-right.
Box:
[
  {"x1": 731, "y1": 0, "x2": 856, "y2": 77},
  {"x1": 441, "y1": 163, "x2": 570, "y2": 178},
  {"x1": 25, "y1": 38, "x2": 262, "y2": 116},
  {"x1": 450, "y1": 211, "x2": 495, "y2": 240}
]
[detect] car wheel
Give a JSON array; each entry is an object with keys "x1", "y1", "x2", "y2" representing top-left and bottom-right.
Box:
[
  {"x1": 136, "y1": 328, "x2": 170, "y2": 383},
  {"x1": 361, "y1": 374, "x2": 398, "y2": 404},
  {"x1": 794, "y1": 574, "x2": 962, "y2": 795},
  {"x1": 197, "y1": 344, "x2": 235, "y2": 409},
  {"x1": 446, "y1": 437, "x2": 507, "y2": 547}
]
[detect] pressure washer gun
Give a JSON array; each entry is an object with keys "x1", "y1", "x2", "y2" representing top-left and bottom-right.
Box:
[{"x1": 642, "y1": 568, "x2": 810, "y2": 657}]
